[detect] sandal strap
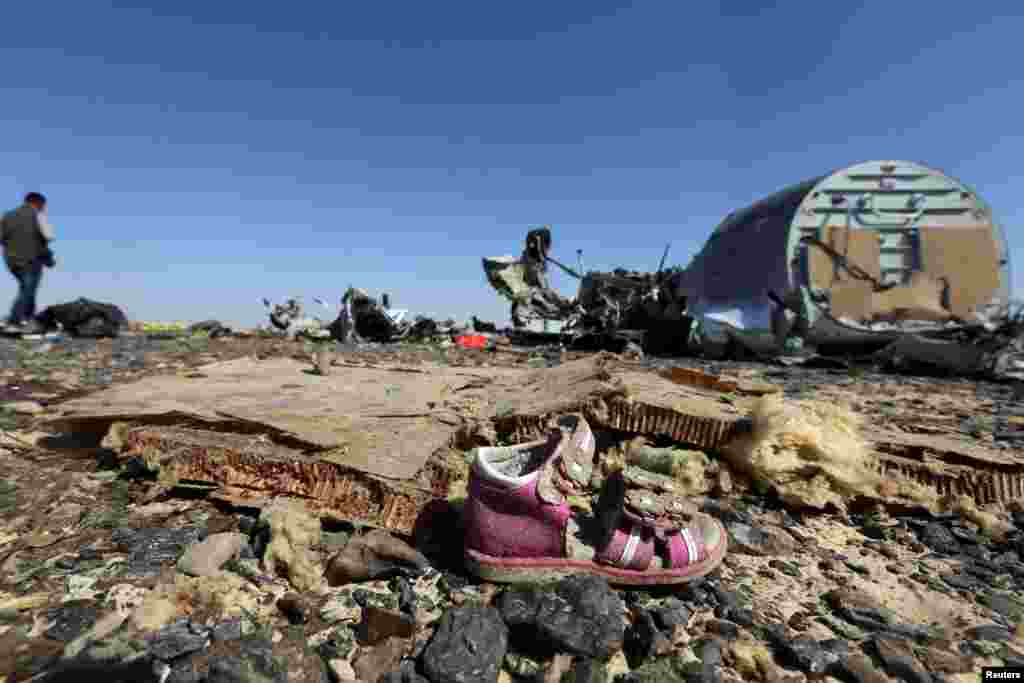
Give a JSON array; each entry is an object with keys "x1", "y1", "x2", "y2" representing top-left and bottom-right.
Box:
[
  {"x1": 536, "y1": 415, "x2": 596, "y2": 505},
  {"x1": 598, "y1": 522, "x2": 655, "y2": 570},
  {"x1": 598, "y1": 519, "x2": 704, "y2": 571},
  {"x1": 664, "y1": 526, "x2": 704, "y2": 567}
]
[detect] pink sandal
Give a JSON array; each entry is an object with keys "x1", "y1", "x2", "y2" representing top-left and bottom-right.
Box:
[{"x1": 462, "y1": 415, "x2": 727, "y2": 586}]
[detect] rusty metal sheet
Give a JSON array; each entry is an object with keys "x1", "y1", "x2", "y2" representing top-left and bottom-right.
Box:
[
  {"x1": 124, "y1": 425, "x2": 440, "y2": 534},
  {"x1": 870, "y1": 272, "x2": 949, "y2": 321},
  {"x1": 919, "y1": 226, "x2": 1001, "y2": 317},
  {"x1": 490, "y1": 355, "x2": 753, "y2": 449},
  {"x1": 829, "y1": 280, "x2": 875, "y2": 320},
  {"x1": 870, "y1": 430, "x2": 1024, "y2": 507},
  {"x1": 809, "y1": 226, "x2": 881, "y2": 290},
  {"x1": 47, "y1": 357, "x2": 523, "y2": 481}
]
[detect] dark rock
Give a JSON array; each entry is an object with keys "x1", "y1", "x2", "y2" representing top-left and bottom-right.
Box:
[
  {"x1": 277, "y1": 593, "x2": 307, "y2": 625},
  {"x1": 499, "y1": 575, "x2": 624, "y2": 658},
  {"x1": 45, "y1": 601, "x2": 100, "y2": 642},
  {"x1": 773, "y1": 636, "x2": 846, "y2": 675},
  {"x1": 391, "y1": 576, "x2": 418, "y2": 616},
  {"x1": 949, "y1": 526, "x2": 981, "y2": 545},
  {"x1": 941, "y1": 573, "x2": 979, "y2": 591},
  {"x1": 238, "y1": 541, "x2": 257, "y2": 561},
  {"x1": 709, "y1": 586, "x2": 739, "y2": 612},
  {"x1": 420, "y1": 605, "x2": 508, "y2": 683},
  {"x1": 110, "y1": 527, "x2": 203, "y2": 578},
  {"x1": 627, "y1": 609, "x2": 672, "y2": 661},
  {"x1": 699, "y1": 638, "x2": 723, "y2": 683},
  {"x1": 237, "y1": 516, "x2": 256, "y2": 536},
  {"x1": 206, "y1": 637, "x2": 286, "y2": 683},
  {"x1": 318, "y1": 626, "x2": 356, "y2": 661},
  {"x1": 988, "y1": 592, "x2": 1024, "y2": 619},
  {"x1": 146, "y1": 619, "x2": 210, "y2": 661},
  {"x1": 700, "y1": 500, "x2": 751, "y2": 526},
  {"x1": 676, "y1": 579, "x2": 712, "y2": 606},
  {"x1": 725, "y1": 607, "x2": 754, "y2": 628},
  {"x1": 780, "y1": 511, "x2": 803, "y2": 528},
  {"x1": 917, "y1": 523, "x2": 960, "y2": 556},
  {"x1": 211, "y1": 618, "x2": 243, "y2": 642},
  {"x1": 650, "y1": 599, "x2": 692, "y2": 631},
  {"x1": 166, "y1": 658, "x2": 202, "y2": 683},
  {"x1": 822, "y1": 589, "x2": 933, "y2": 641},
  {"x1": 249, "y1": 523, "x2": 270, "y2": 560},
  {"x1": 621, "y1": 591, "x2": 643, "y2": 607},
  {"x1": 55, "y1": 557, "x2": 78, "y2": 571},
  {"x1": 380, "y1": 660, "x2": 430, "y2": 683},
  {"x1": 963, "y1": 545, "x2": 992, "y2": 561},
  {"x1": 966, "y1": 623, "x2": 1013, "y2": 641},
  {"x1": 437, "y1": 572, "x2": 469, "y2": 595},
  {"x1": 36, "y1": 658, "x2": 168, "y2": 683},
  {"x1": 562, "y1": 657, "x2": 607, "y2": 683},
  {"x1": 787, "y1": 612, "x2": 812, "y2": 631},
  {"x1": 867, "y1": 636, "x2": 932, "y2": 683},
  {"x1": 78, "y1": 548, "x2": 102, "y2": 561},
  {"x1": 961, "y1": 561, "x2": 999, "y2": 582},
  {"x1": 706, "y1": 620, "x2": 739, "y2": 640},
  {"x1": 973, "y1": 556, "x2": 1008, "y2": 573},
  {"x1": 757, "y1": 622, "x2": 788, "y2": 646},
  {"x1": 357, "y1": 605, "x2": 416, "y2": 645}
]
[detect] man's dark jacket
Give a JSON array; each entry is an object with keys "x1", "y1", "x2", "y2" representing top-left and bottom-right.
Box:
[{"x1": 0, "y1": 204, "x2": 48, "y2": 270}]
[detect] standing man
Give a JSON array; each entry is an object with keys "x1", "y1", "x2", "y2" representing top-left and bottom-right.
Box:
[{"x1": 1, "y1": 192, "x2": 56, "y2": 333}]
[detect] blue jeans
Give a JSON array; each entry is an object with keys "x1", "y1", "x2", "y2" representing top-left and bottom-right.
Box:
[{"x1": 7, "y1": 259, "x2": 43, "y2": 325}]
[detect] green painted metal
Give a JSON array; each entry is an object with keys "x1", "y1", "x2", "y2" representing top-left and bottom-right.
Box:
[{"x1": 789, "y1": 160, "x2": 1010, "y2": 295}]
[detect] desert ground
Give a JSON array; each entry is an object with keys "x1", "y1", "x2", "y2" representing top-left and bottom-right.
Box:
[{"x1": 0, "y1": 331, "x2": 1022, "y2": 683}]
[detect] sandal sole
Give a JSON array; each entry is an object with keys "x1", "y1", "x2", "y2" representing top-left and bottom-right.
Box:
[{"x1": 463, "y1": 518, "x2": 728, "y2": 586}]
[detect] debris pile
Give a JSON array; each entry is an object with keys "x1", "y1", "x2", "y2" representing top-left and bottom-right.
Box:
[
  {"x1": 36, "y1": 297, "x2": 128, "y2": 339},
  {"x1": 5, "y1": 332, "x2": 1024, "y2": 682},
  {"x1": 481, "y1": 160, "x2": 1024, "y2": 379}
]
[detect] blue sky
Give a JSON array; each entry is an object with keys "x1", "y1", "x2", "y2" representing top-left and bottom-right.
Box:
[{"x1": 2, "y1": 1, "x2": 1022, "y2": 328}]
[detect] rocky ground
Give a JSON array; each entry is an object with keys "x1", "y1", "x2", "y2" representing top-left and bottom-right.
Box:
[{"x1": 1, "y1": 333, "x2": 1023, "y2": 682}]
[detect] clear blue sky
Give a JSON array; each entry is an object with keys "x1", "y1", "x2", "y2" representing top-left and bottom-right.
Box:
[{"x1": 2, "y1": 2, "x2": 1022, "y2": 329}]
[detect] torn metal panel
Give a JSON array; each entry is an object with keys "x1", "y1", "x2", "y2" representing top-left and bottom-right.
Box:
[
  {"x1": 121, "y1": 425, "x2": 440, "y2": 534},
  {"x1": 679, "y1": 160, "x2": 1013, "y2": 358},
  {"x1": 918, "y1": 226, "x2": 1002, "y2": 318},
  {"x1": 807, "y1": 226, "x2": 882, "y2": 289},
  {"x1": 871, "y1": 430, "x2": 1024, "y2": 506},
  {"x1": 46, "y1": 356, "x2": 526, "y2": 481},
  {"x1": 482, "y1": 254, "x2": 575, "y2": 327},
  {"x1": 485, "y1": 355, "x2": 753, "y2": 447},
  {"x1": 483, "y1": 236, "x2": 688, "y2": 350},
  {"x1": 491, "y1": 357, "x2": 1024, "y2": 508}
]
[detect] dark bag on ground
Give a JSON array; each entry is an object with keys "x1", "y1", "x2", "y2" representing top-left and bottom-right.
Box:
[{"x1": 36, "y1": 297, "x2": 128, "y2": 338}]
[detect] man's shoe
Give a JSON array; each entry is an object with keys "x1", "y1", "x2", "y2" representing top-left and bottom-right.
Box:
[{"x1": 20, "y1": 320, "x2": 44, "y2": 334}]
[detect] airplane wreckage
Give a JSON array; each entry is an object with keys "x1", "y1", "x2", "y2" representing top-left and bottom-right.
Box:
[
  {"x1": 39, "y1": 160, "x2": 1022, "y2": 541},
  {"x1": 483, "y1": 159, "x2": 1023, "y2": 379}
]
